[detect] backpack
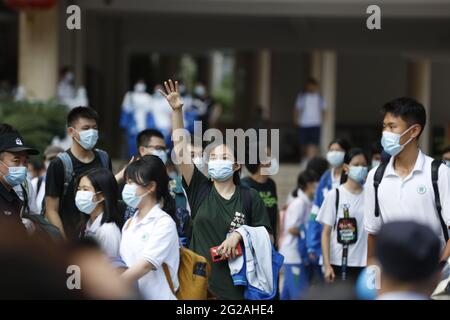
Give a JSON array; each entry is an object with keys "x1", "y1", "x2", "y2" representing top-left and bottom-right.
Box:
[
  {"x1": 163, "y1": 247, "x2": 211, "y2": 300},
  {"x1": 20, "y1": 184, "x2": 63, "y2": 242},
  {"x1": 57, "y1": 149, "x2": 110, "y2": 199},
  {"x1": 373, "y1": 159, "x2": 448, "y2": 242}
]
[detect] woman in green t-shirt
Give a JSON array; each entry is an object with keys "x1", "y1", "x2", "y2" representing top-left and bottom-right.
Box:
[{"x1": 159, "y1": 79, "x2": 273, "y2": 300}]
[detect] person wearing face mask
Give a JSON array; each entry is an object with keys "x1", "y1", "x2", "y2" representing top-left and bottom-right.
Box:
[
  {"x1": 279, "y1": 170, "x2": 319, "y2": 299},
  {"x1": 31, "y1": 145, "x2": 64, "y2": 215},
  {"x1": 118, "y1": 129, "x2": 191, "y2": 247},
  {"x1": 45, "y1": 107, "x2": 112, "y2": 240},
  {"x1": 442, "y1": 145, "x2": 450, "y2": 168},
  {"x1": 119, "y1": 155, "x2": 180, "y2": 300},
  {"x1": 317, "y1": 148, "x2": 369, "y2": 285},
  {"x1": 120, "y1": 79, "x2": 154, "y2": 158},
  {"x1": 370, "y1": 142, "x2": 383, "y2": 169},
  {"x1": 364, "y1": 97, "x2": 450, "y2": 264},
  {"x1": 151, "y1": 84, "x2": 173, "y2": 149},
  {"x1": 161, "y1": 79, "x2": 273, "y2": 300},
  {"x1": 241, "y1": 145, "x2": 280, "y2": 248},
  {"x1": 0, "y1": 126, "x2": 39, "y2": 224},
  {"x1": 57, "y1": 66, "x2": 76, "y2": 107},
  {"x1": 306, "y1": 138, "x2": 351, "y2": 283},
  {"x1": 75, "y1": 168, "x2": 122, "y2": 258},
  {"x1": 191, "y1": 82, "x2": 222, "y2": 132}
]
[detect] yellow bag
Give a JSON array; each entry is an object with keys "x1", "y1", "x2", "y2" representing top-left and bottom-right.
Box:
[{"x1": 163, "y1": 247, "x2": 211, "y2": 300}]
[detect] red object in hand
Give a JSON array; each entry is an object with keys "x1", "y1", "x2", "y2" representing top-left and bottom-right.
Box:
[
  {"x1": 210, "y1": 243, "x2": 243, "y2": 263},
  {"x1": 4, "y1": 0, "x2": 57, "y2": 10}
]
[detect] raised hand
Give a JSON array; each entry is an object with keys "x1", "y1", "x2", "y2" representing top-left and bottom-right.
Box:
[{"x1": 159, "y1": 79, "x2": 184, "y2": 110}]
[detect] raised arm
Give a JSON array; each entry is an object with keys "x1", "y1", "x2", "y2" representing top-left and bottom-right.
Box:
[{"x1": 159, "y1": 79, "x2": 195, "y2": 185}]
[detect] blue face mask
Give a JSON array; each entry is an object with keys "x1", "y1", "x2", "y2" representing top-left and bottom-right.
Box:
[
  {"x1": 208, "y1": 159, "x2": 234, "y2": 181},
  {"x1": 381, "y1": 126, "x2": 415, "y2": 157},
  {"x1": 327, "y1": 151, "x2": 345, "y2": 168},
  {"x1": 75, "y1": 191, "x2": 102, "y2": 214},
  {"x1": 445, "y1": 160, "x2": 450, "y2": 168},
  {"x1": 74, "y1": 128, "x2": 98, "y2": 151},
  {"x1": 348, "y1": 166, "x2": 369, "y2": 184},
  {"x1": 122, "y1": 183, "x2": 148, "y2": 209},
  {"x1": 2, "y1": 163, "x2": 27, "y2": 187},
  {"x1": 151, "y1": 150, "x2": 168, "y2": 165}
]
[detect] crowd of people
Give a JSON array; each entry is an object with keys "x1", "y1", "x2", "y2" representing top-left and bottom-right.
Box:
[{"x1": 0, "y1": 78, "x2": 449, "y2": 300}]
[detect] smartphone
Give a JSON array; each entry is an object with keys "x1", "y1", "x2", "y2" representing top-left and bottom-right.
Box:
[{"x1": 210, "y1": 242, "x2": 243, "y2": 263}]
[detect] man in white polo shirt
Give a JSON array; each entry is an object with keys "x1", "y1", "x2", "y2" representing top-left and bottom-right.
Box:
[{"x1": 364, "y1": 97, "x2": 450, "y2": 263}]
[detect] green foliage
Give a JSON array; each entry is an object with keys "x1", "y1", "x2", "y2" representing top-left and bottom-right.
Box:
[{"x1": 0, "y1": 100, "x2": 68, "y2": 156}]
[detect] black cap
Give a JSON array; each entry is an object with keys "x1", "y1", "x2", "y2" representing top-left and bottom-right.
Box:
[
  {"x1": 375, "y1": 221, "x2": 441, "y2": 282},
  {"x1": 0, "y1": 133, "x2": 39, "y2": 155}
]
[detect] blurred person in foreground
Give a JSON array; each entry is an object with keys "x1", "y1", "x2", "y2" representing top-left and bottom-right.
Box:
[{"x1": 375, "y1": 221, "x2": 442, "y2": 300}]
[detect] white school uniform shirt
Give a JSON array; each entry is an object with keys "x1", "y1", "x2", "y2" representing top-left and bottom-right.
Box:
[
  {"x1": 364, "y1": 150, "x2": 450, "y2": 250},
  {"x1": 84, "y1": 213, "x2": 121, "y2": 259},
  {"x1": 316, "y1": 185, "x2": 368, "y2": 267},
  {"x1": 120, "y1": 204, "x2": 180, "y2": 300},
  {"x1": 279, "y1": 189, "x2": 312, "y2": 264},
  {"x1": 295, "y1": 92, "x2": 326, "y2": 127}
]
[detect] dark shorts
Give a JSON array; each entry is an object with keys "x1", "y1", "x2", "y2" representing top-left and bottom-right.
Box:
[{"x1": 298, "y1": 126, "x2": 321, "y2": 145}]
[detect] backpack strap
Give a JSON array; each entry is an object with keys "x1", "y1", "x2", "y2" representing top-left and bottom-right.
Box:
[
  {"x1": 431, "y1": 159, "x2": 448, "y2": 242},
  {"x1": 95, "y1": 149, "x2": 110, "y2": 169},
  {"x1": 333, "y1": 188, "x2": 340, "y2": 230},
  {"x1": 162, "y1": 263, "x2": 176, "y2": 295},
  {"x1": 373, "y1": 162, "x2": 388, "y2": 218},
  {"x1": 239, "y1": 186, "x2": 253, "y2": 226},
  {"x1": 57, "y1": 152, "x2": 74, "y2": 200}
]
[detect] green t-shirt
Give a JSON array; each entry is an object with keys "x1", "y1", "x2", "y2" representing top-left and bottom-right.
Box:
[{"x1": 184, "y1": 167, "x2": 272, "y2": 300}]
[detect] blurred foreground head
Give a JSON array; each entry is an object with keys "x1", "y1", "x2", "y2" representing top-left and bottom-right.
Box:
[
  {"x1": 0, "y1": 218, "x2": 135, "y2": 300},
  {"x1": 375, "y1": 221, "x2": 442, "y2": 298}
]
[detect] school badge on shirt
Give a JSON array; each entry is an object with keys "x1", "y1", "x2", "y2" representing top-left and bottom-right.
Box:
[
  {"x1": 141, "y1": 232, "x2": 150, "y2": 242},
  {"x1": 417, "y1": 184, "x2": 427, "y2": 195}
]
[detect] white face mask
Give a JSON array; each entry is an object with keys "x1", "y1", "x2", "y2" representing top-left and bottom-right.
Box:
[
  {"x1": 75, "y1": 191, "x2": 102, "y2": 215},
  {"x1": 193, "y1": 156, "x2": 206, "y2": 171},
  {"x1": 134, "y1": 83, "x2": 147, "y2": 93},
  {"x1": 381, "y1": 125, "x2": 416, "y2": 157},
  {"x1": 371, "y1": 159, "x2": 381, "y2": 168},
  {"x1": 261, "y1": 158, "x2": 279, "y2": 176}
]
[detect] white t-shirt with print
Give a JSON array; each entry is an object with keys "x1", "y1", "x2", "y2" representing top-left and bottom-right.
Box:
[
  {"x1": 316, "y1": 185, "x2": 368, "y2": 267},
  {"x1": 120, "y1": 204, "x2": 180, "y2": 300}
]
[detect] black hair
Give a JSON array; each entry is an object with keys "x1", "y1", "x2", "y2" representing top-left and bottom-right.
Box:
[
  {"x1": 306, "y1": 156, "x2": 329, "y2": 179},
  {"x1": 136, "y1": 129, "x2": 165, "y2": 148},
  {"x1": 341, "y1": 148, "x2": 369, "y2": 184},
  {"x1": 0, "y1": 123, "x2": 18, "y2": 135},
  {"x1": 124, "y1": 155, "x2": 177, "y2": 224},
  {"x1": 382, "y1": 97, "x2": 426, "y2": 138},
  {"x1": 292, "y1": 170, "x2": 319, "y2": 197},
  {"x1": 442, "y1": 145, "x2": 450, "y2": 155},
  {"x1": 67, "y1": 107, "x2": 98, "y2": 128},
  {"x1": 370, "y1": 141, "x2": 383, "y2": 157},
  {"x1": 75, "y1": 168, "x2": 123, "y2": 229},
  {"x1": 328, "y1": 138, "x2": 351, "y2": 154},
  {"x1": 306, "y1": 77, "x2": 318, "y2": 86}
]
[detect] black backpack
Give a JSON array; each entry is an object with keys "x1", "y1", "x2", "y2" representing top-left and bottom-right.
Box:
[{"x1": 373, "y1": 159, "x2": 448, "y2": 242}]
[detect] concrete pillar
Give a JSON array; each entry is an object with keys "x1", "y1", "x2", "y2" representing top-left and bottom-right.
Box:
[
  {"x1": 320, "y1": 51, "x2": 337, "y2": 155},
  {"x1": 254, "y1": 50, "x2": 272, "y2": 121},
  {"x1": 309, "y1": 50, "x2": 322, "y2": 81},
  {"x1": 18, "y1": 4, "x2": 59, "y2": 100},
  {"x1": 407, "y1": 60, "x2": 431, "y2": 154}
]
